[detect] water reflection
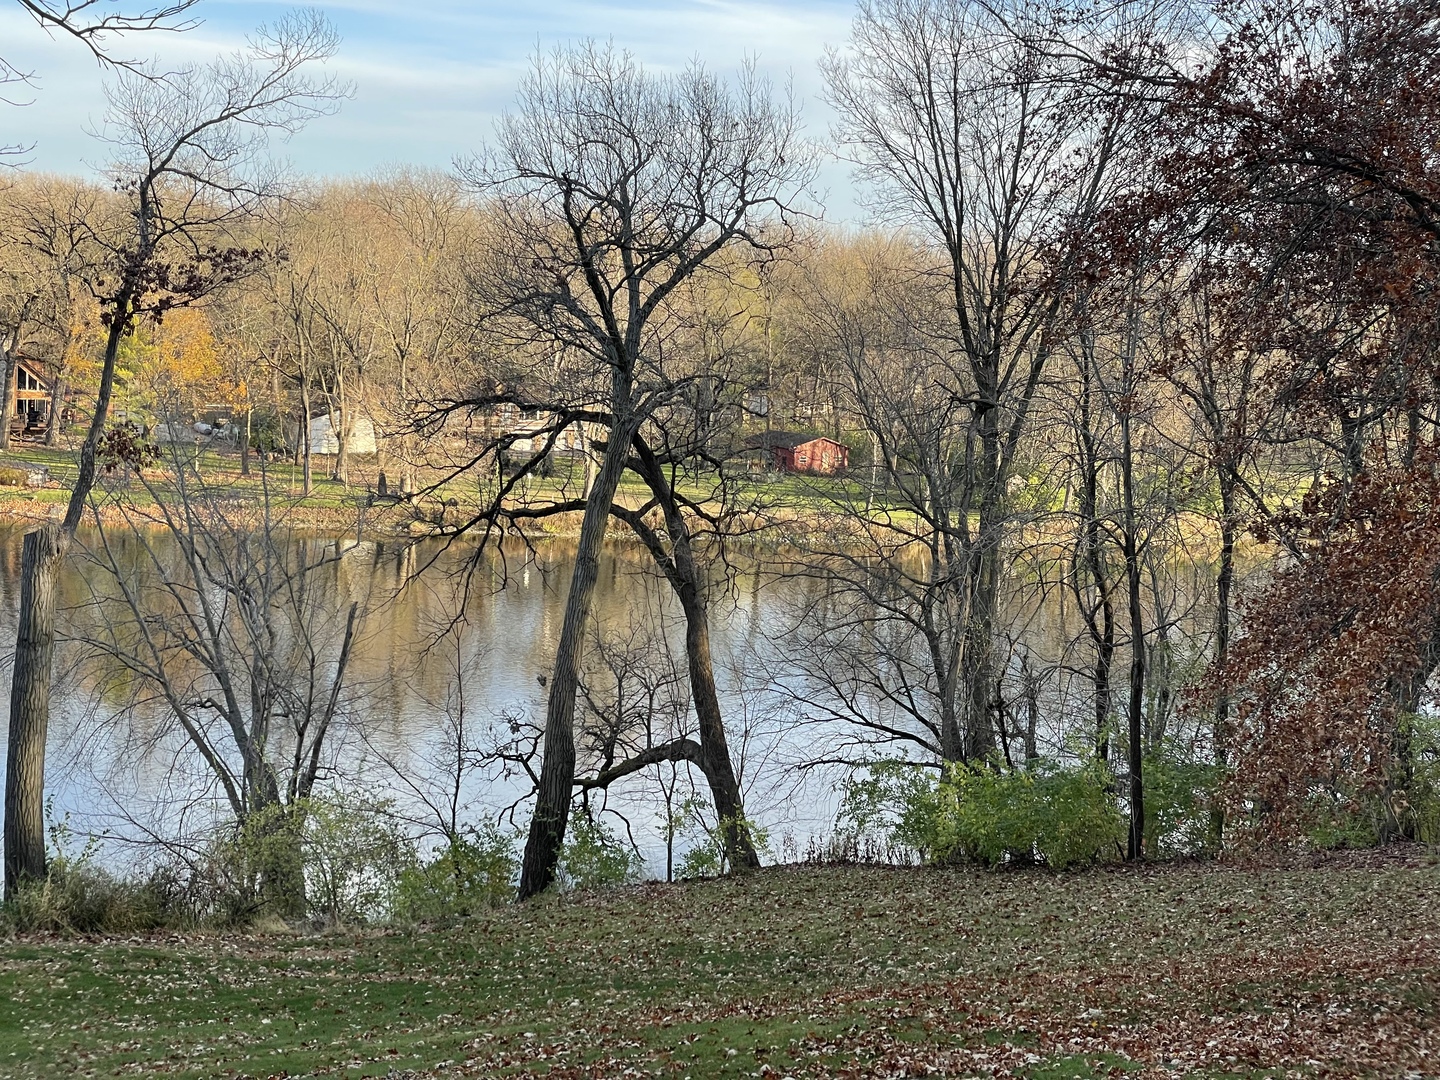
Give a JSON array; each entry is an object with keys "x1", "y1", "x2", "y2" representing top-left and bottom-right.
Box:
[{"x1": 0, "y1": 520, "x2": 1218, "y2": 873}]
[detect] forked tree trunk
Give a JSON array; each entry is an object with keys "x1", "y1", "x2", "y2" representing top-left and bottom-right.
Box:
[
  {"x1": 517, "y1": 412, "x2": 635, "y2": 900},
  {"x1": 3, "y1": 525, "x2": 63, "y2": 895}
]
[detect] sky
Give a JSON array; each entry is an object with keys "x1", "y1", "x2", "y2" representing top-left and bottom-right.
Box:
[{"x1": 0, "y1": 0, "x2": 863, "y2": 218}]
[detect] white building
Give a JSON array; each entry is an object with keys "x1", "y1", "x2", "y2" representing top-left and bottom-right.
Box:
[{"x1": 308, "y1": 414, "x2": 377, "y2": 455}]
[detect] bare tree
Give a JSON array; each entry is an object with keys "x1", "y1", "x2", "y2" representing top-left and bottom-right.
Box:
[
  {"x1": 3, "y1": 13, "x2": 346, "y2": 897},
  {"x1": 3, "y1": 0, "x2": 201, "y2": 157},
  {"x1": 73, "y1": 448, "x2": 367, "y2": 916},
  {"x1": 449, "y1": 42, "x2": 810, "y2": 899},
  {"x1": 821, "y1": 0, "x2": 1145, "y2": 762}
]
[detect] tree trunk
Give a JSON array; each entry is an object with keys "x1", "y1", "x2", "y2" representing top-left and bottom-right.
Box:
[
  {"x1": 517, "y1": 413, "x2": 635, "y2": 900},
  {"x1": 1121, "y1": 407, "x2": 1146, "y2": 861},
  {"x1": 962, "y1": 539, "x2": 1000, "y2": 761},
  {"x1": 300, "y1": 391, "x2": 313, "y2": 496},
  {"x1": 961, "y1": 399, "x2": 1005, "y2": 762},
  {"x1": 240, "y1": 405, "x2": 252, "y2": 478},
  {"x1": 657, "y1": 496, "x2": 759, "y2": 870},
  {"x1": 4, "y1": 290, "x2": 130, "y2": 898},
  {"x1": 1209, "y1": 477, "x2": 1235, "y2": 847},
  {"x1": 333, "y1": 379, "x2": 349, "y2": 486},
  {"x1": 625, "y1": 437, "x2": 761, "y2": 870},
  {"x1": 3, "y1": 525, "x2": 63, "y2": 898},
  {"x1": 0, "y1": 339, "x2": 16, "y2": 453},
  {"x1": 44, "y1": 374, "x2": 67, "y2": 448}
]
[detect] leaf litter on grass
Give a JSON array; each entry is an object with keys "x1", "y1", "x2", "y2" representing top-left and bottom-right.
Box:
[{"x1": 1, "y1": 860, "x2": 1436, "y2": 1079}]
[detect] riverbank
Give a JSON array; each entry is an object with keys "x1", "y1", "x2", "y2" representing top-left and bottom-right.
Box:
[
  {"x1": 1, "y1": 856, "x2": 1434, "y2": 1078},
  {"x1": 0, "y1": 444, "x2": 884, "y2": 544}
]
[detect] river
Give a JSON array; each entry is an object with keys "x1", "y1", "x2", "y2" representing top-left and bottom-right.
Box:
[{"x1": 0, "y1": 519, "x2": 1216, "y2": 877}]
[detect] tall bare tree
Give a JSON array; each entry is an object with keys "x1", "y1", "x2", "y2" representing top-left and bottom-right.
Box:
[
  {"x1": 3, "y1": 0, "x2": 201, "y2": 157},
  {"x1": 821, "y1": 0, "x2": 1139, "y2": 762},
  {"x1": 3, "y1": 13, "x2": 346, "y2": 897},
  {"x1": 452, "y1": 42, "x2": 810, "y2": 899}
]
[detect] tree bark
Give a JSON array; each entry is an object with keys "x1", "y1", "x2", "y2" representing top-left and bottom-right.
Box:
[
  {"x1": 1121, "y1": 406, "x2": 1146, "y2": 860},
  {"x1": 1209, "y1": 477, "x2": 1235, "y2": 847},
  {"x1": 240, "y1": 405, "x2": 252, "y2": 478},
  {"x1": 4, "y1": 286, "x2": 130, "y2": 897},
  {"x1": 3, "y1": 525, "x2": 63, "y2": 897},
  {"x1": 300, "y1": 391, "x2": 313, "y2": 496},
  {"x1": 44, "y1": 373, "x2": 67, "y2": 447},
  {"x1": 620, "y1": 436, "x2": 761, "y2": 871}
]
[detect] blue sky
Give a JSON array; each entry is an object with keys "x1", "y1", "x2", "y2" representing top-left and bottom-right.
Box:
[{"x1": 1, "y1": 0, "x2": 861, "y2": 217}]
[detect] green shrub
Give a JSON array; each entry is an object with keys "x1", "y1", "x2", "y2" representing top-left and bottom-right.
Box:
[
  {"x1": 0, "y1": 466, "x2": 30, "y2": 487},
  {"x1": 198, "y1": 795, "x2": 414, "y2": 925},
  {"x1": 672, "y1": 802, "x2": 770, "y2": 879},
  {"x1": 1303, "y1": 789, "x2": 1387, "y2": 850},
  {"x1": 834, "y1": 759, "x2": 945, "y2": 862},
  {"x1": 1404, "y1": 715, "x2": 1440, "y2": 847},
  {"x1": 202, "y1": 801, "x2": 309, "y2": 922},
  {"x1": 933, "y1": 758, "x2": 1126, "y2": 869},
  {"x1": 302, "y1": 796, "x2": 410, "y2": 925},
  {"x1": 1143, "y1": 744, "x2": 1223, "y2": 857},
  {"x1": 838, "y1": 757, "x2": 1125, "y2": 870},
  {"x1": 395, "y1": 824, "x2": 518, "y2": 919},
  {"x1": 557, "y1": 813, "x2": 642, "y2": 890}
]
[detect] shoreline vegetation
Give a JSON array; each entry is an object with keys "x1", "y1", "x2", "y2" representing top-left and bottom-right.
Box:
[
  {"x1": 0, "y1": 444, "x2": 1258, "y2": 559},
  {"x1": 1, "y1": 857, "x2": 1435, "y2": 1079}
]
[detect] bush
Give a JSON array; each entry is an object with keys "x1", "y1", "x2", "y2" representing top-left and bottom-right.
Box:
[
  {"x1": 837, "y1": 757, "x2": 1125, "y2": 870},
  {"x1": 666, "y1": 798, "x2": 770, "y2": 878},
  {"x1": 0, "y1": 819, "x2": 199, "y2": 935},
  {"x1": 834, "y1": 760, "x2": 945, "y2": 863},
  {"x1": 1402, "y1": 715, "x2": 1440, "y2": 847},
  {"x1": 1, "y1": 860, "x2": 165, "y2": 935},
  {"x1": 1144, "y1": 744, "x2": 1223, "y2": 857},
  {"x1": 194, "y1": 795, "x2": 414, "y2": 926},
  {"x1": 0, "y1": 466, "x2": 30, "y2": 487},
  {"x1": 557, "y1": 813, "x2": 642, "y2": 890},
  {"x1": 933, "y1": 759, "x2": 1126, "y2": 869},
  {"x1": 302, "y1": 796, "x2": 410, "y2": 925},
  {"x1": 395, "y1": 824, "x2": 518, "y2": 919}
]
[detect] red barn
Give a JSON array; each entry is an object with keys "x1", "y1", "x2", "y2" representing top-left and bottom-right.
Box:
[{"x1": 746, "y1": 431, "x2": 850, "y2": 475}]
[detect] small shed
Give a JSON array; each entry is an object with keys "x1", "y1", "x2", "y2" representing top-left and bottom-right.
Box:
[
  {"x1": 744, "y1": 431, "x2": 850, "y2": 475},
  {"x1": 308, "y1": 414, "x2": 377, "y2": 456}
]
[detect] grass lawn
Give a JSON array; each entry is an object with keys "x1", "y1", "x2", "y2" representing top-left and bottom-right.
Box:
[
  {"x1": 0, "y1": 443, "x2": 878, "y2": 538},
  {"x1": 1, "y1": 859, "x2": 1436, "y2": 1078}
]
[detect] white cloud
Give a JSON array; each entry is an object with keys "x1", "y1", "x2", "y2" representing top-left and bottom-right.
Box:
[{"x1": 2, "y1": 0, "x2": 862, "y2": 217}]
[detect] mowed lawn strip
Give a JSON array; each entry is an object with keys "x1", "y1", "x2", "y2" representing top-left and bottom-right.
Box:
[{"x1": 0, "y1": 861, "x2": 1435, "y2": 1078}]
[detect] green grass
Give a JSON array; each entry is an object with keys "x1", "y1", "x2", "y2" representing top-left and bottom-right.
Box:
[
  {"x1": 0, "y1": 444, "x2": 881, "y2": 538},
  {"x1": 1, "y1": 861, "x2": 1436, "y2": 1078}
]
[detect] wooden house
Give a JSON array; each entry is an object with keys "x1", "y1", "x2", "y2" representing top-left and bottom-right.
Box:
[
  {"x1": 10, "y1": 359, "x2": 51, "y2": 433},
  {"x1": 744, "y1": 431, "x2": 850, "y2": 475}
]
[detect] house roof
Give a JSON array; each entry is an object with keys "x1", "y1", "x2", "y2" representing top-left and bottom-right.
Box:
[{"x1": 742, "y1": 430, "x2": 846, "y2": 451}]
